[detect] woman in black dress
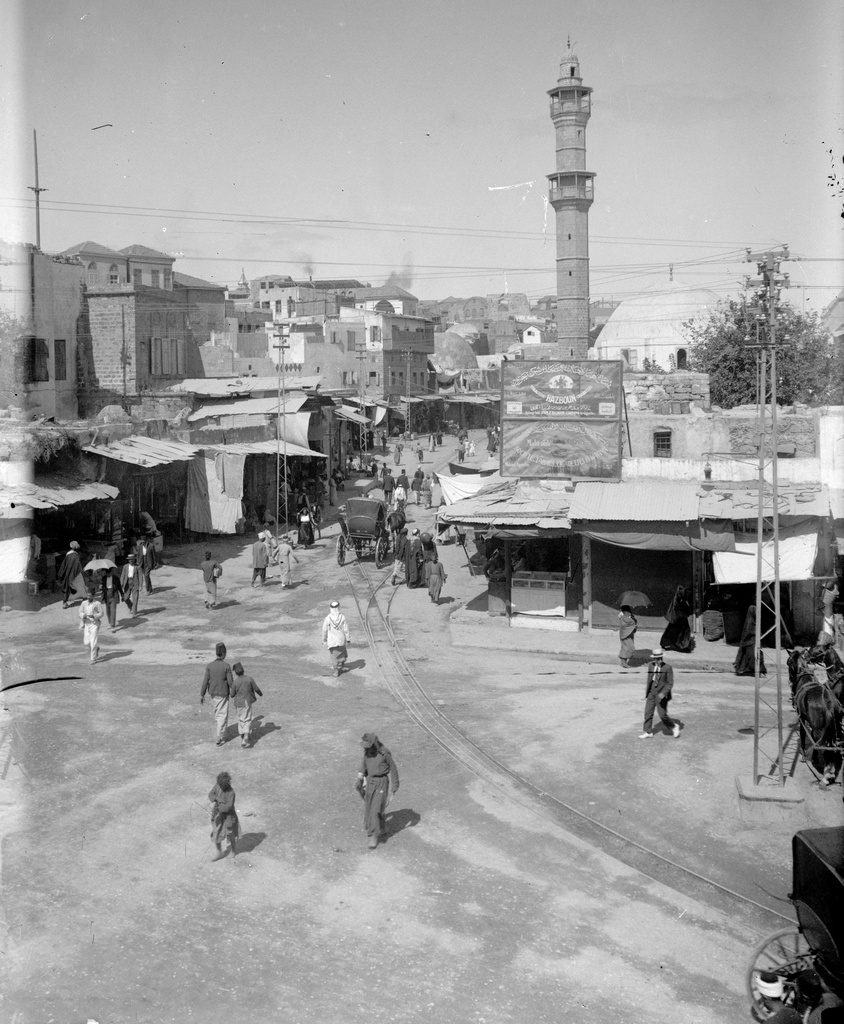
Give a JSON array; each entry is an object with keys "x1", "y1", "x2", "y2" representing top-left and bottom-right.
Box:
[{"x1": 660, "y1": 585, "x2": 693, "y2": 652}]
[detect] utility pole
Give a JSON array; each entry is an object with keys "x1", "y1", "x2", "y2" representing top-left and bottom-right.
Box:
[
  {"x1": 744, "y1": 245, "x2": 791, "y2": 787},
  {"x1": 401, "y1": 348, "x2": 412, "y2": 433},
  {"x1": 272, "y1": 324, "x2": 290, "y2": 536},
  {"x1": 356, "y1": 347, "x2": 368, "y2": 453},
  {"x1": 28, "y1": 130, "x2": 48, "y2": 249}
]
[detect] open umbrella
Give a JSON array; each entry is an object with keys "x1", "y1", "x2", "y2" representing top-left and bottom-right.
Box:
[
  {"x1": 84, "y1": 558, "x2": 117, "y2": 573},
  {"x1": 616, "y1": 590, "x2": 652, "y2": 609}
]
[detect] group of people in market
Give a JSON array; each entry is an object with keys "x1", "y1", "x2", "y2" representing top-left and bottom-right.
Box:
[
  {"x1": 390, "y1": 525, "x2": 447, "y2": 603},
  {"x1": 58, "y1": 515, "x2": 161, "y2": 664}
]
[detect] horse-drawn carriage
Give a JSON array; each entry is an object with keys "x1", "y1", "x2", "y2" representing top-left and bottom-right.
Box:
[
  {"x1": 746, "y1": 827, "x2": 844, "y2": 1020},
  {"x1": 336, "y1": 496, "x2": 390, "y2": 568},
  {"x1": 788, "y1": 645, "x2": 844, "y2": 785}
]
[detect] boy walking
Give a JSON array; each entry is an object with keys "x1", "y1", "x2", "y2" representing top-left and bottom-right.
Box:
[
  {"x1": 231, "y1": 661, "x2": 263, "y2": 748},
  {"x1": 78, "y1": 586, "x2": 104, "y2": 663}
]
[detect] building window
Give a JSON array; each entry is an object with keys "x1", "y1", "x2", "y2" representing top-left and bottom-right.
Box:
[
  {"x1": 341, "y1": 371, "x2": 348, "y2": 386},
  {"x1": 653, "y1": 431, "x2": 672, "y2": 458},
  {"x1": 150, "y1": 270, "x2": 160, "y2": 288},
  {"x1": 347, "y1": 331, "x2": 356, "y2": 350},
  {"x1": 26, "y1": 337, "x2": 49, "y2": 382},
  {"x1": 133, "y1": 268, "x2": 142, "y2": 286},
  {"x1": 151, "y1": 337, "x2": 163, "y2": 375},
  {"x1": 163, "y1": 270, "x2": 172, "y2": 289},
  {"x1": 620, "y1": 348, "x2": 638, "y2": 370},
  {"x1": 108, "y1": 264, "x2": 120, "y2": 285},
  {"x1": 87, "y1": 262, "x2": 99, "y2": 286},
  {"x1": 370, "y1": 326, "x2": 381, "y2": 345},
  {"x1": 261, "y1": 302, "x2": 270, "y2": 309},
  {"x1": 275, "y1": 300, "x2": 282, "y2": 314},
  {"x1": 54, "y1": 339, "x2": 67, "y2": 381},
  {"x1": 676, "y1": 348, "x2": 688, "y2": 370},
  {"x1": 330, "y1": 331, "x2": 338, "y2": 344}
]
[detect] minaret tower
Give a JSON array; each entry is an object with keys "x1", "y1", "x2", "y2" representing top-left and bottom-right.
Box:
[{"x1": 547, "y1": 39, "x2": 595, "y2": 358}]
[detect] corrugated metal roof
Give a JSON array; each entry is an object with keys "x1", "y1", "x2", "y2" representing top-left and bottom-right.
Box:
[
  {"x1": 188, "y1": 394, "x2": 309, "y2": 421},
  {"x1": 0, "y1": 476, "x2": 118, "y2": 517},
  {"x1": 438, "y1": 481, "x2": 570, "y2": 529},
  {"x1": 168, "y1": 375, "x2": 323, "y2": 396},
  {"x1": 334, "y1": 406, "x2": 371, "y2": 425},
  {"x1": 82, "y1": 436, "x2": 199, "y2": 467},
  {"x1": 568, "y1": 481, "x2": 700, "y2": 521},
  {"x1": 202, "y1": 440, "x2": 327, "y2": 459}
]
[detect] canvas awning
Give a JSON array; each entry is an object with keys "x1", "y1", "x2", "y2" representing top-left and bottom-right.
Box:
[
  {"x1": 0, "y1": 476, "x2": 119, "y2": 518},
  {"x1": 187, "y1": 394, "x2": 309, "y2": 421},
  {"x1": 712, "y1": 521, "x2": 820, "y2": 583},
  {"x1": 81, "y1": 436, "x2": 199, "y2": 467},
  {"x1": 575, "y1": 520, "x2": 736, "y2": 551},
  {"x1": 334, "y1": 405, "x2": 371, "y2": 426}
]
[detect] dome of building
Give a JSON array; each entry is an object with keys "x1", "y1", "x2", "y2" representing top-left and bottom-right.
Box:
[
  {"x1": 591, "y1": 279, "x2": 719, "y2": 371},
  {"x1": 434, "y1": 331, "x2": 479, "y2": 371}
]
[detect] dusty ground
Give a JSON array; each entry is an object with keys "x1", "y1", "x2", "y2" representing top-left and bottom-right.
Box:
[{"x1": 2, "y1": 432, "x2": 840, "y2": 1024}]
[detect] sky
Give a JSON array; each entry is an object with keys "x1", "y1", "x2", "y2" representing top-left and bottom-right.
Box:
[{"x1": 1, "y1": 0, "x2": 842, "y2": 310}]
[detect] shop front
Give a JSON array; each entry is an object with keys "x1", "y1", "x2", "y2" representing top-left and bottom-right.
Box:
[{"x1": 437, "y1": 478, "x2": 576, "y2": 631}]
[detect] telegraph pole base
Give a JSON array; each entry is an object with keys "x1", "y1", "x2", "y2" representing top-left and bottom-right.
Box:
[{"x1": 735, "y1": 775, "x2": 806, "y2": 826}]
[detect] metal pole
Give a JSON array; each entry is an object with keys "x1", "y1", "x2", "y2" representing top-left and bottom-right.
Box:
[
  {"x1": 28, "y1": 129, "x2": 48, "y2": 249},
  {"x1": 753, "y1": 345, "x2": 765, "y2": 784},
  {"x1": 273, "y1": 327, "x2": 290, "y2": 538},
  {"x1": 769, "y1": 309, "x2": 785, "y2": 787}
]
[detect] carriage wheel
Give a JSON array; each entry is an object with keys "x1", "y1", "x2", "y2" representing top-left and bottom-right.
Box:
[
  {"x1": 746, "y1": 928, "x2": 812, "y2": 1021},
  {"x1": 375, "y1": 536, "x2": 389, "y2": 569},
  {"x1": 336, "y1": 535, "x2": 345, "y2": 567}
]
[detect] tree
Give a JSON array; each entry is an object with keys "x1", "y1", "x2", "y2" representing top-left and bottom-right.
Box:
[{"x1": 686, "y1": 299, "x2": 844, "y2": 408}]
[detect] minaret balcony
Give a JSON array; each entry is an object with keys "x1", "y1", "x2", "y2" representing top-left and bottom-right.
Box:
[
  {"x1": 548, "y1": 173, "x2": 594, "y2": 203},
  {"x1": 548, "y1": 88, "x2": 592, "y2": 118}
]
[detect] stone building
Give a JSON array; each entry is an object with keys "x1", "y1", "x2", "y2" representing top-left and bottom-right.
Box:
[
  {"x1": 0, "y1": 241, "x2": 85, "y2": 421},
  {"x1": 59, "y1": 241, "x2": 226, "y2": 417}
]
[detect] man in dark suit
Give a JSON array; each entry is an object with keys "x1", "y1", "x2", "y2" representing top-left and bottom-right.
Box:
[
  {"x1": 135, "y1": 536, "x2": 156, "y2": 594},
  {"x1": 120, "y1": 552, "x2": 142, "y2": 617},
  {"x1": 640, "y1": 648, "x2": 680, "y2": 739},
  {"x1": 96, "y1": 566, "x2": 124, "y2": 631}
]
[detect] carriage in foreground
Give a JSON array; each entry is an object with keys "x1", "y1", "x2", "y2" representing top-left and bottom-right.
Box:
[
  {"x1": 746, "y1": 826, "x2": 843, "y2": 1020},
  {"x1": 336, "y1": 496, "x2": 390, "y2": 568}
]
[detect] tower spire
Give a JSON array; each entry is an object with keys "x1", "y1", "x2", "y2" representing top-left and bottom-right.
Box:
[{"x1": 547, "y1": 46, "x2": 594, "y2": 358}]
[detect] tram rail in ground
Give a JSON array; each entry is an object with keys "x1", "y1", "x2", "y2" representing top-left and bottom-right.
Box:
[{"x1": 343, "y1": 556, "x2": 796, "y2": 937}]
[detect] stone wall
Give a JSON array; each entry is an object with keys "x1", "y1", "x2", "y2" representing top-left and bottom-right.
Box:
[
  {"x1": 724, "y1": 409, "x2": 816, "y2": 457},
  {"x1": 623, "y1": 371, "x2": 710, "y2": 412}
]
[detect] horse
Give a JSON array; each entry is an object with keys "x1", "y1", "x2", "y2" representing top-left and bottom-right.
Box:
[{"x1": 792, "y1": 646, "x2": 844, "y2": 785}]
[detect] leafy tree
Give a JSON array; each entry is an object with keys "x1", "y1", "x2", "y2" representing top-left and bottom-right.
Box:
[{"x1": 686, "y1": 298, "x2": 843, "y2": 408}]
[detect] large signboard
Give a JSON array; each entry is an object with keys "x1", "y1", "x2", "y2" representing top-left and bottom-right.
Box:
[
  {"x1": 500, "y1": 360, "x2": 623, "y2": 479},
  {"x1": 502, "y1": 360, "x2": 622, "y2": 418}
]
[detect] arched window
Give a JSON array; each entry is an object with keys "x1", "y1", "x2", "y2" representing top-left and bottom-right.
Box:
[
  {"x1": 87, "y1": 262, "x2": 98, "y2": 286},
  {"x1": 108, "y1": 264, "x2": 120, "y2": 285},
  {"x1": 677, "y1": 348, "x2": 688, "y2": 370}
]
